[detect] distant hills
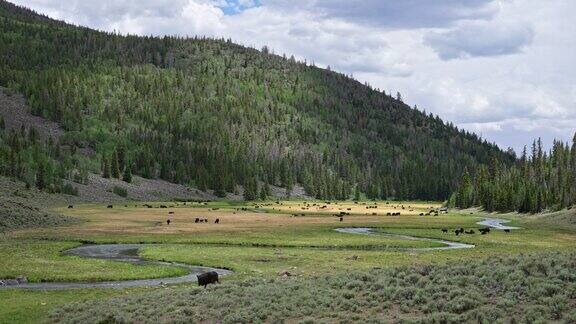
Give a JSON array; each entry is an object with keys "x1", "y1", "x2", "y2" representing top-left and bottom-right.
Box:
[{"x1": 0, "y1": 0, "x2": 514, "y2": 200}]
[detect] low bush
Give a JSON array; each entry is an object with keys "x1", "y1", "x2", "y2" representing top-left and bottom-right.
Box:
[
  {"x1": 50, "y1": 252, "x2": 576, "y2": 323},
  {"x1": 112, "y1": 186, "x2": 127, "y2": 198}
]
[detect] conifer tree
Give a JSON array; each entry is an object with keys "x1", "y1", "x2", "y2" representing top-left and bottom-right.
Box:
[
  {"x1": 122, "y1": 163, "x2": 132, "y2": 183},
  {"x1": 102, "y1": 157, "x2": 111, "y2": 179},
  {"x1": 111, "y1": 150, "x2": 121, "y2": 179}
]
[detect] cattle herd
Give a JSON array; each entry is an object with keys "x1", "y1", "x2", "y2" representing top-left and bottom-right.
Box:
[{"x1": 441, "y1": 226, "x2": 510, "y2": 235}]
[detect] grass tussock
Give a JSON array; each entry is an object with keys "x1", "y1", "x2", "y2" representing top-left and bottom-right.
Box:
[{"x1": 50, "y1": 252, "x2": 576, "y2": 323}]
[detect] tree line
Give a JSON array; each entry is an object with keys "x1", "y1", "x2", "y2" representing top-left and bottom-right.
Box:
[{"x1": 450, "y1": 134, "x2": 576, "y2": 213}]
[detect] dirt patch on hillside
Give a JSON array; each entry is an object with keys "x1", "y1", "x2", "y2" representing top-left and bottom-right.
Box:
[
  {"x1": 0, "y1": 87, "x2": 95, "y2": 156},
  {"x1": 0, "y1": 87, "x2": 63, "y2": 141},
  {"x1": 0, "y1": 176, "x2": 77, "y2": 232},
  {"x1": 68, "y1": 174, "x2": 217, "y2": 203}
]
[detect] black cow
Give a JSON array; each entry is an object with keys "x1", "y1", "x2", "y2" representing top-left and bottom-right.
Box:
[
  {"x1": 68, "y1": 205, "x2": 74, "y2": 209},
  {"x1": 107, "y1": 205, "x2": 113, "y2": 209},
  {"x1": 441, "y1": 229, "x2": 448, "y2": 233},
  {"x1": 195, "y1": 218, "x2": 200, "y2": 223},
  {"x1": 166, "y1": 219, "x2": 171, "y2": 225},
  {"x1": 339, "y1": 217, "x2": 343, "y2": 222},
  {"x1": 504, "y1": 229, "x2": 511, "y2": 233},
  {"x1": 479, "y1": 227, "x2": 491, "y2": 235},
  {"x1": 215, "y1": 218, "x2": 220, "y2": 224},
  {"x1": 169, "y1": 211, "x2": 174, "y2": 215},
  {"x1": 197, "y1": 271, "x2": 219, "y2": 287}
]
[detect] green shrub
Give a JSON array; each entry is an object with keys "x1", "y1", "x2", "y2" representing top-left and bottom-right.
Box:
[
  {"x1": 59, "y1": 183, "x2": 78, "y2": 196},
  {"x1": 112, "y1": 186, "x2": 128, "y2": 198}
]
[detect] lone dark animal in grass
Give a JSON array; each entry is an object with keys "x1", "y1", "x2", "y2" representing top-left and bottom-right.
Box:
[
  {"x1": 107, "y1": 205, "x2": 113, "y2": 209},
  {"x1": 339, "y1": 217, "x2": 343, "y2": 222},
  {"x1": 197, "y1": 271, "x2": 219, "y2": 288},
  {"x1": 68, "y1": 205, "x2": 74, "y2": 209},
  {"x1": 166, "y1": 219, "x2": 171, "y2": 225},
  {"x1": 441, "y1": 229, "x2": 448, "y2": 233},
  {"x1": 169, "y1": 211, "x2": 174, "y2": 214},
  {"x1": 215, "y1": 218, "x2": 220, "y2": 224},
  {"x1": 504, "y1": 229, "x2": 511, "y2": 233}
]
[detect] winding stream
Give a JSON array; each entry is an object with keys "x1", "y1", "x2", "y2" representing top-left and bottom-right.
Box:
[
  {"x1": 1, "y1": 218, "x2": 516, "y2": 289},
  {"x1": 334, "y1": 227, "x2": 475, "y2": 251},
  {"x1": 334, "y1": 218, "x2": 519, "y2": 251},
  {"x1": 0, "y1": 244, "x2": 232, "y2": 290}
]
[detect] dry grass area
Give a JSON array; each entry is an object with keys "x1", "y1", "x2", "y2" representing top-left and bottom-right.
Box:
[
  {"x1": 260, "y1": 200, "x2": 442, "y2": 216},
  {"x1": 9, "y1": 201, "x2": 454, "y2": 241}
]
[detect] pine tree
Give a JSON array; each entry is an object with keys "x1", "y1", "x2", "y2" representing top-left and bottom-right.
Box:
[
  {"x1": 354, "y1": 185, "x2": 361, "y2": 201},
  {"x1": 36, "y1": 163, "x2": 45, "y2": 189},
  {"x1": 111, "y1": 150, "x2": 121, "y2": 179},
  {"x1": 122, "y1": 163, "x2": 132, "y2": 183},
  {"x1": 102, "y1": 157, "x2": 111, "y2": 179},
  {"x1": 243, "y1": 176, "x2": 257, "y2": 201},
  {"x1": 260, "y1": 182, "x2": 271, "y2": 200}
]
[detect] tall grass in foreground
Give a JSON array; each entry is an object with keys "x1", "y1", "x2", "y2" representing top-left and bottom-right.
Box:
[{"x1": 50, "y1": 252, "x2": 576, "y2": 323}]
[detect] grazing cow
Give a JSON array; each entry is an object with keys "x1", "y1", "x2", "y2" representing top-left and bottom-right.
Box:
[
  {"x1": 215, "y1": 218, "x2": 220, "y2": 224},
  {"x1": 372, "y1": 213, "x2": 377, "y2": 216},
  {"x1": 197, "y1": 271, "x2": 219, "y2": 287},
  {"x1": 339, "y1": 217, "x2": 343, "y2": 222},
  {"x1": 107, "y1": 205, "x2": 113, "y2": 209},
  {"x1": 386, "y1": 212, "x2": 392, "y2": 216},
  {"x1": 479, "y1": 227, "x2": 491, "y2": 235},
  {"x1": 195, "y1": 218, "x2": 200, "y2": 223},
  {"x1": 504, "y1": 229, "x2": 511, "y2": 233},
  {"x1": 204, "y1": 218, "x2": 208, "y2": 223},
  {"x1": 441, "y1": 229, "x2": 448, "y2": 233},
  {"x1": 166, "y1": 219, "x2": 171, "y2": 225},
  {"x1": 169, "y1": 211, "x2": 174, "y2": 215},
  {"x1": 419, "y1": 213, "x2": 424, "y2": 216},
  {"x1": 465, "y1": 230, "x2": 475, "y2": 234},
  {"x1": 160, "y1": 205, "x2": 167, "y2": 209}
]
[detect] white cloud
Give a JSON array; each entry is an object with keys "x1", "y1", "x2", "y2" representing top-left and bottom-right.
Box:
[{"x1": 425, "y1": 20, "x2": 534, "y2": 60}]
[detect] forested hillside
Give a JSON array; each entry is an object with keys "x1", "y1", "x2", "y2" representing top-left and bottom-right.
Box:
[
  {"x1": 0, "y1": 0, "x2": 513, "y2": 200},
  {"x1": 451, "y1": 135, "x2": 576, "y2": 213}
]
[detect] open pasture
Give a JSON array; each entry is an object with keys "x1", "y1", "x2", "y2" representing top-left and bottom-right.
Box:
[{"x1": 1, "y1": 200, "x2": 576, "y2": 323}]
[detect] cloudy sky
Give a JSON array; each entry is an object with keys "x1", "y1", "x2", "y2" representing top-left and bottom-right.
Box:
[{"x1": 11, "y1": 0, "x2": 576, "y2": 152}]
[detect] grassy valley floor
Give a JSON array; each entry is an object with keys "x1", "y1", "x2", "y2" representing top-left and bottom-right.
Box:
[{"x1": 0, "y1": 200, "x2": 575, "y2": 323}]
